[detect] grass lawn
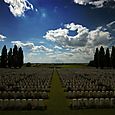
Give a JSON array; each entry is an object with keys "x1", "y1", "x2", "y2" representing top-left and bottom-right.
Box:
[
  {"x1": 0, "y1": 68, "x2": 115, "y2": 115},
  {"x1": 56, "y1": 64, "x2": 88, "y2": 68}
]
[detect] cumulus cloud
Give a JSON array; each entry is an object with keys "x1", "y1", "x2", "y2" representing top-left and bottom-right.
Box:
[
  {"x1": 43, "y1": 22, "x2": 114, "y2": 62},
  {"x1": 31, "y1": 45, "x2": 53, "y2": 52},
  {"x1": 44, "y1": 28, "x2": 69, "y2": 41},
  {"x1": 44, "y1": 24, "x2": 90, "y2": 47},
  {"x1": 11, "y1": 23, "x2": 114, "y2": 63},
  {"x1": 74, "y1": 0, "x2": 115, "y2": 8},
  {"x1": 87, "y1": 27, "x2": 112, "y2": 46},
  {"x1": 11, "y1": 41, "x2": 52, "y2": 52},
  {"x1": 0, "y1": 34, "x2": 6, "y2": 41},
  {"x1": 74, "y1": 0, "x2": 90, "y2": 5},
  {"x1": 66, "y1": 23, "x2": 89, "y2": 46},
  {"x1": 44, "y1": 28, "x2": 71, "y2": 47},
  {"x1": 4, "y1": 0, "x2": 34, "y2": 17},
  {"x1": 51, "y1": 51, "x2": 88, "y2": 63},
  {"x1": 65, "y1": 23, "x2": 82, "y2": 31},
  {"x1": 44, "y1": 23, "x2": 112, "y2": 48},
  {"x1": 71, "y1": 46, "x2": 95, "y2": 60}
]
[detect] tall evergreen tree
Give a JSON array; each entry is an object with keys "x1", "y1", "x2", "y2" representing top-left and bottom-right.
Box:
[
  {"x1": 1, "y1": 45, "x2": 7, "y2": 67},
  {"x1": 8, "y1": 48, "x2": 13, "y2": 68},
  {"x1": 94, "y1": 48, "x2": 99, "y2": 68},
  {"x1": 13, "y1": 45, "x2": 18, "y2": 68},
  {"x1": 0, "y1": 56, "x2": 1, "y2": 67},
  {"x1": 105, "y1": 48, "x2": 111, "y2": 67},
  {"x1": 88, "y1": 60, "x2": 95, "y2": 67},
  {"x1": 99, "y1": 46, "x2": 105, "y2": 69},
  {"x1": 18, "y1": 47, "x2": 24, "y2": 68},
  {"x1": 111, "y1": 46, "x2": 115, "y2": 68}
]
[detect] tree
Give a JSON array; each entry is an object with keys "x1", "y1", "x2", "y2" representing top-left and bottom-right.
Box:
[
  {"x1": 0, "y1": 56, "x2": 1, "y2": 67},
  {"x1": 94, "y1": 48, "x2": 99, "y2": 68},
  {"x1": 1, "y1": 45, "x2": 7, "y2": 67},
  {"x1": 26, "y1": 62, "x2": 31, "y2": 67},
  {"x1": 111, "y1": 46, "x2": 115, "y2": 68},
  {"x1": 8, "y1": 48, "x2": 13, "y2": 68},
  {"x1": 18, "y1": 47, "x2": 24, "y2": 68},
  {"x1": 105, "y1": 48, "x2": 111, "y2": 67},
  {"x1": 88, "y1": 60, "x2": 95, "y2": 67},
  {"x1": 0, "y1": 45, "x2": 24, "y2": 68},
  {"x1": 13, "y1": 45, "x2": 18, "y2": 68},
  {"x1": 99, "y1": 46, "x2": 105, "y2": 69}
]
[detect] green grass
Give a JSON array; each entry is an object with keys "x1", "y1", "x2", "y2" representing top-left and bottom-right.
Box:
[
  {"x1": 56, "y1": 64, "x2": 88, "y2": 68},
  {"x1": 47, "y1": 68, "x2": 69, "y2": 114},
  {"x1": 0, "y1": 68, "x2": 115, "y2": 115}
]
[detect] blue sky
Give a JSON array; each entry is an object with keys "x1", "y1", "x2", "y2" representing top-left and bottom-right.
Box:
[{"x1": 0, "y1": 0, "x2": 115, "y2": 63}]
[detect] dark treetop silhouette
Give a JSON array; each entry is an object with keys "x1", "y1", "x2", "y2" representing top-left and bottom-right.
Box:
[
  {"x1": 89, "y1": 46, "x2": 115, "y2": 69},
  {"x1": 0, "y1": 45, "x2": 24, "y2": 68}
]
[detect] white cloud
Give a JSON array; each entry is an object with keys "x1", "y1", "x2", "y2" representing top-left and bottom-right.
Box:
[
  {"x1": 11, "y1": 41, "x2": 34, "y2": 48},
  {"x1": 44, "y1": 24, "x2": 90, "y2": 47},
  {"x1": 44, "y1": 28, "x2": 69, "y2": 41},
  {"x1": 0, "y1": 34, "x2": 6, "y2": 41},
  {"x1": 71, "y1": 46, "x2": 95, "y2": 58},
  {"x1": 74, "y1": 0, "x2": 90, "y2": 5},
  {"x1": 66, "y1": 23, "x2": 89, "y2": 46},
  {"x1": 43, "y1": 22, "x2": 114, "y2": 63},
  {"x1": 44, "y1": 28, "x2": 69, "y2": 47},
  {"x1": 11, "y1": 23, "x2": 114, "y2": 63},
  {"x1": 44, "y1": 23, "x2": 112, "y2": 48},
  {"x1": 87, "y1": 27, "x2": 111, "y2": 46},
  {"x1": 4, "y1": 0, "x2": 34, "y2": 17},
  {"x1": 54, "y1": 45, "x2": 62, "y2": 50},
  {"x1": 107, "y1": 21, "x2": 115, "y2": 31},
  {"x1": 39, "y1": 41, "x2": 45, "y2": 44},
  {"x1": 31, "y1": 45, "x2": 53, "y2": 52},
  {"x1": 107, "y1": 21, "x2": 115, "y2": 27},
  {"x1": 11, "y1": 41, "x2": 52, "y2": 52},
  {"x1": 65, "y1": 22, "x2": 82, "y2": 31},
  {"x1": 89, "y1": 0, "x2": 106, "y2": 8},
  {"x1": 74, "y1": 0, "x2": 115, "y2": 8}
]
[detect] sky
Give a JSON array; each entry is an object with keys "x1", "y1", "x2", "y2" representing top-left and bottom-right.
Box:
[{"x1": 0, "y1": 0, "x2": 115, "y2": 63}]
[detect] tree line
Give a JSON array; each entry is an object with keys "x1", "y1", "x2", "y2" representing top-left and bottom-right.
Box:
[
  {"x1": 88, "y1": 46, "x2": 115, "y2": 69},
  {"x1": 0, "y1": 45, "x2": 24, "y2": 68}
]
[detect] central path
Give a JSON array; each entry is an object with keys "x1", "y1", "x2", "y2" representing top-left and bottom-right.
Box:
[{"x1": 47, "y1": 68, "x2": 69, "y2": 115}]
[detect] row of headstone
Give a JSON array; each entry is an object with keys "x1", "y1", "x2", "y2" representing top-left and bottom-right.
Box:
[
  {"x1": 67, "y1": 90, "x2": 115, "y2": 99},
  {"x1": 70, "y1": 98, "x2": 115, "y2": 109},
  {"x1": 0, "y1": 99, "x2": 46, "y2": 110}
]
